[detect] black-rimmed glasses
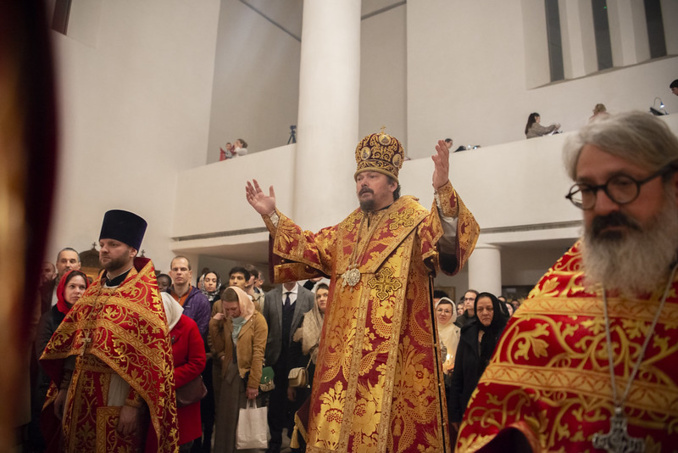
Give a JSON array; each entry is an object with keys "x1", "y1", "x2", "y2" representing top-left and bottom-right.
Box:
[{"x1": 565, "y1": 165, "x2": 675, "y2": 210}]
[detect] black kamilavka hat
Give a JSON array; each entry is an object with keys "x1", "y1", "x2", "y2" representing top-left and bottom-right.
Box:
[{"x1": 99, "y1": 209, "x2": 147, "y2": 250}]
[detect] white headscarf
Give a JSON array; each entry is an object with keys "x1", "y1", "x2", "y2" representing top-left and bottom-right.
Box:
[
  {"x1": 436, "y1": 297, "x2": 460, "y2": 361},
  {"x1": 161, "y1": 292, "x2": 183, "y2": 331}
]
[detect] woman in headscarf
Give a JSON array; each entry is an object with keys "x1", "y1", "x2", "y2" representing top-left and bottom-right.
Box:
[
  {"x1": 161, "y1": 293, "x2": 206, "y2": 452},
  {"x1": 288, "y1": 283, "x2": 329, "y2": 452},
  {"x1": 36, "y1": 270, "x2": 89, "y2": 359},
  {"x1": 291, "y1": 283, "x2": 328, "y2": 385},
  {"x1": 448, "y1": 292, "x2": 508, "y2": 438},
  {"x1": 200, "y1": 270, "x2": 221, "y2": 306},
  {"x1": 435, "y1": 297, "x2": 460, "y2": 375},
  {"x1": 209, "y1": 286, "x2": 268, "y2": 453},
  {"x1": 35, "y1": 270, "x2": 89, "y2": 452}
]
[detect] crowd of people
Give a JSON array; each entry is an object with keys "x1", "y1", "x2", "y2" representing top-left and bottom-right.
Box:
[
  {"x1": 432, "y1": 289, "x2": 521, "y2": 443},
  {"x1": 30, "y1": 238, "x2": 330, "y2": 453},
  {"x1": 21, "y1": 109, "x2": 678, "y2": 452}
]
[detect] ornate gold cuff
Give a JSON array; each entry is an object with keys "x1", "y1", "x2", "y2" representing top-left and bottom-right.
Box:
[{"x1": 434, "y1": 180, "x2": 458, "y2": 218}]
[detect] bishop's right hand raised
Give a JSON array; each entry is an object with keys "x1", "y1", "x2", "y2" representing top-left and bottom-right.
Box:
[{"x1": 245, "y1": 179, "x2": 276, "y2": 216}]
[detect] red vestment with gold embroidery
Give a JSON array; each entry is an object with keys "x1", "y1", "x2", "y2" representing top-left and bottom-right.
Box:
[
  {"x1": 264, "y1": 182, "x2": 479, "y2": 453},
  {"x1": 457, "y1": 241, "x2": 678, "y2": 452},
  {"x1": 40, "y1": 257, "x2": 179, "y2": 452}
]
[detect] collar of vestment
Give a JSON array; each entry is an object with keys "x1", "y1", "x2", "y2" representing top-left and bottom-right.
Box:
[
  {"x1": 337, "y1": 195, "x2": 428, "y2": 275},
  {"x1": 104, "y1": 267, "x2": 132, "y2": 287}
]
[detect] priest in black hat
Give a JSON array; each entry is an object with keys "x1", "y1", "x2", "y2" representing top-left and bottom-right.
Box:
[{"x1": 40, "y1": 209, "x2": 179, "y2": 452}]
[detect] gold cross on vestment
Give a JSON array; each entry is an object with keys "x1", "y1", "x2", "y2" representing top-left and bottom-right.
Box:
[
  {"x1": 367, "y1": 267, "x2": 402, "y2": 301},
  {"x1": 80, "y1": 331, "x2": 92, "y2": 356},
  {"x1": 83, "y1": 378, "x2": 97, "y2": 396}
]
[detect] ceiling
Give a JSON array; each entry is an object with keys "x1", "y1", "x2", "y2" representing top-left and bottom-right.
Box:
[
  {"x1": 175, "y1": 239, "x2": 270, "y2": 264},
  {"x1": 240, "y1": 0, "x2": 407, "y2": 41}
]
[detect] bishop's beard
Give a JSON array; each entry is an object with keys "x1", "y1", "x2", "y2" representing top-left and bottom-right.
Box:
[{"x1": 581, "y1": 196, "x2": 678, "y2": 296}]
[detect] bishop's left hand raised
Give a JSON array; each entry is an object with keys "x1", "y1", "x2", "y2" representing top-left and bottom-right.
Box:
[{"x1": 432, "y1": 140, "x2": 451, "y2": 190}]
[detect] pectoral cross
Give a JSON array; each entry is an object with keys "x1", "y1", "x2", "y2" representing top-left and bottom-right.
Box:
[
  {"x1": 592, "y1": 407, "x2": 645, "y2": 453},
  {"x1": 80, "y1": 331, "x2": 92, "y2": 356}
]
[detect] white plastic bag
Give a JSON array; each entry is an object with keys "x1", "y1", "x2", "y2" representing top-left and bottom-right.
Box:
[{"x1": 236, "y1": 399, "x2": 269, "y2": 450}]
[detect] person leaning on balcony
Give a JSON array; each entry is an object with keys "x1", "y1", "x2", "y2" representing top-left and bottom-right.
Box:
[{"x1": 525, "y1": 112, "x2": 560, "y2": 138}]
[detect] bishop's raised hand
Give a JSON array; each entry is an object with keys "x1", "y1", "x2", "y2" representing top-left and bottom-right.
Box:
[{"x1": 245, "y1": 179, "x2": 276, "y2": 216}]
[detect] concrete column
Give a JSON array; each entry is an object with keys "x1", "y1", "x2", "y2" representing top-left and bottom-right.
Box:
[
  {"x1": 661, "y1": 0, "x2": 678, "y2": 54},
  {"x1": 608, "y1": 0, "x2": 650, "y2": 66},
  {"x1": 521, "y1": 0, "x2": 550, "y2": 88},
  {"x1": 467, "y1": 243, "x2": 502, "y2": 296},
  {"x1": 559, "y1": 0, "x2": 597, "y2": 78},
  {"x1": 293, "y1": 0, "x2": 361, "y2": 231}
]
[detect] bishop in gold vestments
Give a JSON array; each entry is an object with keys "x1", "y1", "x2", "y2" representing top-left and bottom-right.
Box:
[{"x1": 246, "y1": 133, "x2": 479, "y2": 452}]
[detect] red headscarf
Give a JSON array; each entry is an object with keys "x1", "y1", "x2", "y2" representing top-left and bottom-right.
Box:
[{"x1": 56, "y1": 270, "x2": 89, "y2": 315}]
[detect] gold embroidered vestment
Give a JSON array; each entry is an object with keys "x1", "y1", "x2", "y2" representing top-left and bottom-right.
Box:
[
  {"x1": 265, "y1": 183, "x2": 479, "y2": 452},
  {"x1": 457, "y1": 242, "x2": 678, "y2": 452},
  {"x1": 40, "y1": 257, "x2": 179, "y2": 452}
]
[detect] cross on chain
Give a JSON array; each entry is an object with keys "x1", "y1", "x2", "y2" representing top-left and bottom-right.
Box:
[
  {"x1": 80, "y1": 331, "x2": 92, "y2": 356},
  {"x1": 592, "y1": 407, "x2": 645, "y2": 453}
]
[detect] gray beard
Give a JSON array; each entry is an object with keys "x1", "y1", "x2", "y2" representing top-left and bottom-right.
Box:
[{"x1": 581, "y1": 198, "x2": 678, "y2": 295}]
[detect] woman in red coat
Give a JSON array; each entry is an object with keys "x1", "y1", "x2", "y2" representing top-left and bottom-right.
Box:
[{"x1": 162, "y1": 293, "x2": 207, "y2": 451}]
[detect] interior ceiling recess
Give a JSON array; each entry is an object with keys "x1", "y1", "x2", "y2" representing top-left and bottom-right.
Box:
[{"x1": 240, "y1": 0, "x2": 406, "y2": 41}]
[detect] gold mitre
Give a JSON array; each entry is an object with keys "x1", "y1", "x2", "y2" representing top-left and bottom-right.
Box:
[{"x1": 354, "y1": 130, "x2": 404, "y2": 182}]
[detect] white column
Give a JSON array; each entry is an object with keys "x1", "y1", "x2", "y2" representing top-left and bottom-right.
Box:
[
  {"x1": 521, "y1": 0, "x2": 551, "y2": 89},
  {"x1": 661, "y1": 0, "x2": 678, "y2": 54},
  {"x1": 607, "y1": 0, "x2": 650, "y2": 66},
  {"x1": 559, "y1": 0, "x2": 597, "y2": 78},
  {"x1": 467, "y1": 243, "x2": 502, "y2": 296},
  {"x1": 293, "y1": 0, "x2": 361, "y2": 231}
]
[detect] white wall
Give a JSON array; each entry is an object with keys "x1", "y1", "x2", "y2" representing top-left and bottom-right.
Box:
[
  {"x1": 206, "y1": 0, "x2": 302, "y2": 162},
  {"x1": 406, "y1": 1, "x2": 678, "y2": 158},
  {"x1": 47, "y1": 0, "x2": 220, "y2": 269},
  {"x1": 501, "y1": 244, "x2": 572, "y2": 287},
  {"x1": 46, "y1": 0, "x2": 678, "y2": 291},
  {"x1": 173, "y1": 145, "x2": 295, "y2": 238}
]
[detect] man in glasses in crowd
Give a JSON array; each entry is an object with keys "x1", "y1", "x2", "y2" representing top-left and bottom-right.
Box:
[
  {"x1": 457, "y1": 111, "x2": 678, "y2": 452},
  {"x1": 455, "y1": 289, "x2": 478, "y2": 328}
]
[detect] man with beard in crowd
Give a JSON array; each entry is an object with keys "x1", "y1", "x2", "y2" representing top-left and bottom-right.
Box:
[{"x1": 457, "y1": 111, "x2": 678, "y2": 452}]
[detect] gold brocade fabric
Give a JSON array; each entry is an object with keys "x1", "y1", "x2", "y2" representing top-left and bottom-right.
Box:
[
  {"x1": 457, "y1": 241, "x2": 678, "y2": 453},
  {"x1": 264, "y1": 186, "x2": 479, "y2": 453},
  {"x1": 40, "y1": 257, "x2": 179, "y2": 452}
]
